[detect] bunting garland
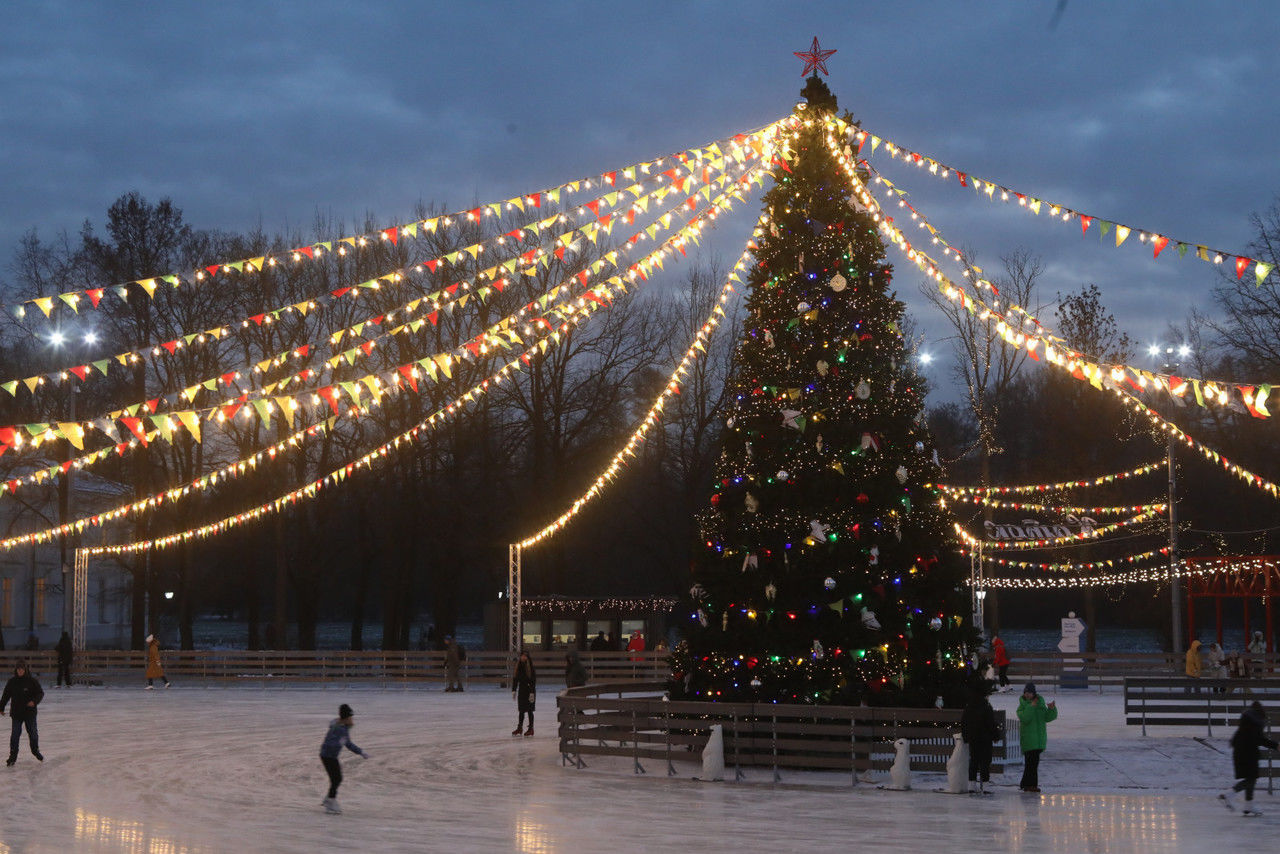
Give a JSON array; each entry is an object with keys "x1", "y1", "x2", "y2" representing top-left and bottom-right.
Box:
[
  {"x1": 8, "y1": 119, "x2": 795, "y2": 322},
  {"x1": 962, "y1": 546, "x2": 1171, "y2": 573},
  {"x1": 828, "y1": 117, "x2": 1274, "y2": 287},
  {"x1": 927, "y1": 463, "x2": 1164, "y2": 496},
  {"x1": 974, "y1": 557, "x2": 1275, "y2": 590},
  {"x1": 8, "y1": 133, "x2": 780, "y2": 550},
  {"x1": 952, "y1": 510, "x2": 1166, "y2": 550},
  {"x1": 938, "y1": 493, "x2": 1167, "y2": 516}
]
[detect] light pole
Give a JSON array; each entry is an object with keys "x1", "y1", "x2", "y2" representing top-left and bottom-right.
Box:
[
  {"x1": 1151, "y1": 343, "x2": 1189, "y2": 652},
  {"x1": 52, "y1": 328, "x2": 96, "y2": 638}
]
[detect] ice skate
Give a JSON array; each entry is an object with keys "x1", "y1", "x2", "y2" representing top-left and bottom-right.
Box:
[
  {"x1": 5, "y1": 756, "x2": 14, "y2": 767},
  {"x1": 145, "y1": 684, "x2": 153, "y2": 690},
  {"x1": 524, "y1": 728, "x2": 534, "y2": 737},
  {"x1": 1243, "y1": 807, "x2": 1262, "y2": 817},
  {"x1": 1220, "y1": 791, "x2": 1237, "y2": 811},
  {"x1": 323, "y1": 797, "x2": 342, "y2": 814},
  {"x1": 511, "y1": 727, "x2": 523, "y2": 736},
  {"x1": 32, "y1": 750, "x2": 42, "y2": 762}
]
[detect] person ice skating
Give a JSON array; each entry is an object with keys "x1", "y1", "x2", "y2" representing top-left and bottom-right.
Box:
[
  {"x1": 590, "y1": 631, "x2": 608, "y2": 652},
  {"x1": 511, "y1": 650, "x2": 536, "y2": 736},
  {"x1": 319, "y1": 703, "x2": 367, "y2": 814},
  {"x1": 1016, "y1": 683, "x2": 1056, "y2": 792},
  {"x1": 55, "y1": 631, "x2": 72, "y2": 688},
  {"x1": 1220, "y1": 700, "x2": 1277, "y2": 817},
  {"x1": 145, "y1": 634, "x2": 170, "y2": 689},
  {"x1": 565, "y1": 650, "x2": 587, "y2": 688},
  {"x1": 961, "y1": 681, "x2": 1001, "y2": 794},
  {"x1": 443, "y1": 636, "x2": 463, "y2": 692},
  {"x1": 1185, "y1": 639, "x2": 1203, "y2": 678},
  {"x1": 992, "y1": 636, "x2": 1011, "y2": 691},
  {"x1": 0, "y1": 661, "x2": 44, "y2": 765}
]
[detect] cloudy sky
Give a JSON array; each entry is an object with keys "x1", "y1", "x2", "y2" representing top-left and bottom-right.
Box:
[{"x1": 3, "y1": 1, "x2": 1278, "y2": 396}]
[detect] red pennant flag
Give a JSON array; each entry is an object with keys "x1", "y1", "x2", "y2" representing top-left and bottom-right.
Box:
[
  {"x1": 220, "y1": 372, "x2": 236, "y2": 385},
  {"x1": 701, "y1": 166, "x2": 711, "y2": 184},
  {"x1": 465, "y1": 340, "x2": 481, "y2": 357},
  {"x1": 1079, "y1": 216, "x2": 1093, "y2": 235},
  {"x1": 686, "y1": 197, "x2": 698, "y2": 210},
  {"x1": 584, "y1": 290, "x2": 606, "y2": 306},
  {"x1": 1236, "y1": 256, "x2": 1252, "y2": 279},
  {"x1": 145, "y1": 398, "x2": 159, "y2": 413},
  {"x1": 555, "y1": 247, "x2": 567, "y2": 261},
  {"x1": 295, "y1": 345, "x2": 310, "y2": 357},
  {"x1": 383, "y1": 227, "x2": 398, "y2": 245},
  {"x1": 521, "y1": 353, "x2": 532, "y2": 364},
  {"x1": 205, "y1": 265, "x2": 221, "y2": 276},
  {"x1": 425, "y1": 259, "x2": 440, "y2": 273},
  {"x1": 506, "y1": 229, "x2": 523, "y2": 240},
  {"x1": 120, "y1": 416, "x2": 148, "y2": 445},
  {"x1": 856, "y1": 134, "x2": 867, "y2": 154},
  {"x1": 221, "y1": 399, "x2": 243, "y2": 421},
  {"x1": 0, "y1": 427, "x2": 14, "y2": 446},
  {"x1": 577, "y1": 271, "x2": 590, "y2": 286},
  {"x1": 161, "y1": 340, "x2": 179, "y2": 354},
  {"x1": 250, "y1": 314, "x2": 265, "y2": 326},
  {"x1": 317, "y1": 386, "x2": 342, "y2": 414},
  {"x1": 603, "y1": 171, "x2": 616, "y2": 186},
  {"x1": 60, "y1": 460, "x2": 73, "y2": 474},
  {"x1": 528, "y1": 193, "x2": 541, "y2": 208},
  {"x1": 956, "y1": 171, "x2": 967, "y2": 187},
  {"x1": 70, "y1": 365, "x2": 88, "y2": 381},
  {"x1": 468, "y1": 208, "x2": 481, "y2": 222},
  {"x1": 427, "y1": 311, "x2": 439, "y2": 326},
  {"x1": 369, "y1": 315, "x2": 384, "y2": 326},
  {"x1": 297, "y1": 246, "x2": 314, "y2": 258},
  {"x1": 5, "y1": 481, "x2": 16, "y2": 493},
  {"x1": 912, "y1": 152, "x2": 921, "y2": 163},
  {"x1": 1152, "y1": 235, "x2": 1169, "y2": 257},
  {"x1": 332, "y1": 287, "x2": 352, "y2": 299},
  {"x1": 115, "y1": 443, "x2": 128, "y2": 456},
  {"x1": 586, "y1": 200, "x2": 600, "y2": 216},
  {"x1": 625, "y1": 209, "x2": 636, "y2": 225},
  {"x1": 86, "y1": 288, "x2": 104, "y2": 307},
  {"x1": 521, "y1": 249, "x2": 537, "y2": 265},
  {"x1": 445, "y1": 283, "x2": 459, "y2": 295},
  {"x1": 398, "y1": 365, "x2": 418, "y2": 392},
  {"x1": 599, "y1": 214, "x2": 612, "y2": 229},
  {"x1": 493, "y1": 278, "x2": 506, "y2": 292}
]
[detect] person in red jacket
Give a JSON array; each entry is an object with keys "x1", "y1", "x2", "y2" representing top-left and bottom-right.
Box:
[{"x1": 992, "y1": 637, "x2": 1012, "y2": 692}]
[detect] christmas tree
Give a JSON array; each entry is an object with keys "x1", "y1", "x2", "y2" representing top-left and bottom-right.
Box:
[{"x1": 672, "y1": 75, "x2": 972, "y2": 706}]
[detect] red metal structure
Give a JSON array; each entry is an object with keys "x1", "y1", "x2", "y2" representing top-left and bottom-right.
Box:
[{"x1": 1184, "y1": 557, "x2": 1279, "y2": 651}]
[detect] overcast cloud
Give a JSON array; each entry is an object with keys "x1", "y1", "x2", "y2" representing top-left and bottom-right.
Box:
[{"x1": 3, "y1": 1, "x2": 1278, "y2": 394}]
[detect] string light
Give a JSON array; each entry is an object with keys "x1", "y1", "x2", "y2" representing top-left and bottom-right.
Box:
[
  {"x1": 953, "y1": 510, "x2": 1165, "y2": 550},
  {"x1": 926, "y1": 463, "x2": 1164, "y2": 495},
  {"x1": 9, "y1": 119, "x2": 796, "y2": 322}
]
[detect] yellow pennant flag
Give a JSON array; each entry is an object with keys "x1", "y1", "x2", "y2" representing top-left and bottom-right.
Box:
[
  {"x1": 33, "y1": 297, "x2": 54, "y2": 317},
  {"x1": 1115, "y1": 225, "x2": 1131, "y2": 247},
  {"x1": 175, "y1": 411, "x2": 202, "y2": 443},
  {"x1": 275, "y1": 397, "x2": 295, "y2": 428},
  {"x1": 137, "y1": 278, "x2": 158, "y2": 297},
  {"x1": 23, "y1": 377, "x2": 40, "y2": 393},
  {"x1": 57, "y1": 422, "x2": 85, "y2": 450}
]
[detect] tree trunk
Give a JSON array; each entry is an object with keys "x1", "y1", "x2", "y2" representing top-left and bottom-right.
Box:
[{"x1": 273, "y1": 513, "x2": 289, "y2": 649}]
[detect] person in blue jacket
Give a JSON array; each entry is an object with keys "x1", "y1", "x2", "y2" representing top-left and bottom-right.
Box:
[{"x1": 318, "y1": 703, "x2": 367, "y2": 814}]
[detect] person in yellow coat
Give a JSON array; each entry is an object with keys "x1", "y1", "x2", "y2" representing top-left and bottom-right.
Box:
[
  {"x1": 1185, "y1": 639, "x2": 1203, "y2": 678},
  {"x1": 145, "y1": 634, "x2": 170, "y2": 689}
]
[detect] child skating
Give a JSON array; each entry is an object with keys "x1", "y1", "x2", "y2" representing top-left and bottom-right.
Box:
[
  {"x1": 319, "y1": 703, "x2": 368, "y2": 814},
  {"x1": 1221, "y1": 700, "x2": 1276, "y2": 817}
]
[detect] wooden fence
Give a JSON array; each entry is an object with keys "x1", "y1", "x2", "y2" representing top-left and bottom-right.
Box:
[
  {"x1": 556, "y1": 682, "x2": 1010, "y2": 783},
  {"x1": 999, "y1": 651, "x2": 1280, "y2": 691}
]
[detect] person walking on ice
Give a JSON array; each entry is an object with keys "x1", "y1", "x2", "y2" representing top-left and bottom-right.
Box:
[
  {"x1": 1221, "y1": 700, "x2": 1277, "y2": 816},
  {"x1": 145, "y1": 634, "x2": 170, "y2": 689},
  {"x1": 512, "y1": 650, "x2": 536, "y2": 736},
  {"x1": 319, "y1": 703, "x2": 367, "y2": 814},
  {"x1": 961, "y1": 679, "x2": 1000, "y2": 794},
  {"x1": 55, "y1": 631, "x2": 72, "y2": 688},
  {"x1": 992, "y1": 636, "x2": 1011, "y2": 692},
  {"x1": 0, "y1": 661, "x2": 44, "y2": 765},
  {"x1": 1017, "y1": 683, "x2": 1056, "y2": 793}
]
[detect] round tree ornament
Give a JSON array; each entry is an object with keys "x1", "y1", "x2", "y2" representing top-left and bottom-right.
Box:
[
  {"x1": 855, "y1": 380, "x2": 871, "y2": 400},
  {"x1": 895, "y1": 465, "x2": 909, "y2": 484},
  {"x1": 829, "y1": 273, "x2": 847, "y2": 292},
  {"x1": 824, "y1": 576, "x2": 836, "y2": 591}
]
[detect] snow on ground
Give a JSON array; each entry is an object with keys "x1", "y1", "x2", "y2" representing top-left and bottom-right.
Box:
[{"x1": 0, "y1": 681, "x2": 1271, "y2": 853}]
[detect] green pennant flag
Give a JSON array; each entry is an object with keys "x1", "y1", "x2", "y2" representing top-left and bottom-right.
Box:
[
  {"x1": 1099, "y1": 221, "x2": 1112, "y2": 238},
  {"x1": 1, "y1": 381, "x2": 16, "y2": 396},
  {"x1": 92, "y1": 360, "x2": 110, "y2": 376},
  {"x1": 202, "y1": 379, "x2": 217, "y2": 391},
  {"x1": 1177, "y1": 242, "x2": 1189, "y2": 258},
  {"x1": 250, "y1": 398, "x2": 273, "y2": 426}
]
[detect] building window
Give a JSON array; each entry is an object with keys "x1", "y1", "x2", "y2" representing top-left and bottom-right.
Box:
[{"x1": 35, "y1": 578, "x2": 45, "y2": 625}]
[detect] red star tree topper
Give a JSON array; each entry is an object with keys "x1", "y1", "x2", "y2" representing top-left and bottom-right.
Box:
[{"x1": 794, "y1": 37, "x2": 836, "y2": 76}]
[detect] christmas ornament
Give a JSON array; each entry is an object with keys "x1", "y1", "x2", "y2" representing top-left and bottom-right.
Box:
[
  {"x1": 776, "y1": 469, "x2": 789, "y2": 480},
  {"x1": 722, "y1": 612, "x2": 730, "y2": 631},
  {"x1": 781, "y1": 409, "x2": 803, "y2": 430},
  {"x1": 915, "y1": 441, "x2": 925, "y2": 453},
  {"x1": 741, "y1": 553, "x2": 758, "y2": 572},
  {"x1": 765, "y1": 582, "x2": 777, "y2": 601},
  {"x1": 855, "y1": 380, "x2": 871, "y2": 399},
  {"x1": 690, "y1": 583, "x2": 706, "y2": 600},
  {"x1": 726, "y1": 416, "x2": 736, "y2": 429},
  {"x1": 824, "y1": 576, "x2": 836, "y2": 590},
  {"x1": 750, "y1": 677, "x2": 762, "y2": 689},
  {"x1": 860, "y1": 432, "x2": 880, "y2": 452},
  {"x1": 895, "y1": 465, "x2": 909, "y2": 484},
  {"x1": 860, "y1": 607, "x2": 881, "y2": 630},
  {"x1": 816, "y1": 359, "x2": 829, "y2": 376},
  {"x1": 697, "y1": 609, "x2": 708, "y2": 628},
  {"x1": 815, "y1": 434, "x2": 824, "y2": 452},
  {"x1": 812, "y1": 639, "x2": 825, "y2": 659},
  {"x1": 856, "y1": 492, "x2": 869, "y2": 504},
  {"x1": 809, "y1": 519, "x2": 831, "y2": 541},
  {"x1": 794, "y1": 36, "x2": 836, "y2": 77},
  {"x1": 869, "y1": 546, "x2": 880, "y2": 565},
  {"x1": 929, "y1": 616, "x2": 943, "y2": 631},
  {"x1": 763, "y1": 329, "x2": 775, "y2": 349},
  {"x1": 828, "y1": 273, "x2": 847, "y2": 292},
  {"x1": 744, "y1": 492, "x2": 760, "y2": 513},
  {"x1": 797, "y1": 301, "x2": 810, "y2": 313},
  {"x1": 710, "y1": 493, "x2": 721, "y2": 507}
]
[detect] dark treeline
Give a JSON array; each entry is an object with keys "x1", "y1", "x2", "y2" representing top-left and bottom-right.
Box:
[
  {"x1": 922, "y1": 204, "x2": 1280, "y2": 650},
  {"x1": 0, "y1": 193, "x2": 740, "y2": 649}
]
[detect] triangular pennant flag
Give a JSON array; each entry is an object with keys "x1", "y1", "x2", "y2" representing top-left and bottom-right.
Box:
[
  {"x1": 250, "y1": 398, "x2": 273, "y2": 427},
  {"x1": 33, "y1": 297, "x2": 54, "y2": 317},
  {"x1": 275, "y1": 397, "x2": 295, "y2": 428},
  {"x1": 175, "y1": 411, "x2": 202, "y2": 443},
  {"x1": 1236, "y1": 256, "x2": 1252, "y2": 279},
  {"x1": 1152, "y1": 235, "x2": 1169, "y2": 257},
  {"x1": 1115, "y1": 225, "x2": 1131, "y2": 247},
  {"x1": 56, "y1": 422, "x2": 85, "y2": 450},
  {"x1": 1256, "y1": 261, "x2": 1274, "y2": 285}
]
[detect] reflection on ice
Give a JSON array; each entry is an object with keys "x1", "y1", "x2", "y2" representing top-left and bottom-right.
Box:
[
  {"x1": 1012, "y1": 793, "x2": 1179, "y2": 852},
  {"x1": 75, "y1": 808, "x2": 212, "y2": 854},
  {"x1": 514, "y1": 809, "x2": 555, "y2": 853}
]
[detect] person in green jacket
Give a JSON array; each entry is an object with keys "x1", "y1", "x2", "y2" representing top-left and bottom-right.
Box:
[{"x1": 1017, "y1": 683, "x2": 1057, "y2": 792}]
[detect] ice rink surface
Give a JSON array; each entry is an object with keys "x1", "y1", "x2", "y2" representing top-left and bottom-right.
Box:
[{"x1": 0, "y1": 682, "x2": 1270, "y2": 853}]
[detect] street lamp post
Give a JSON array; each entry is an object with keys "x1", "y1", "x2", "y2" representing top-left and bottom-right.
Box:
[{"x1": 1152, "y1": 344, "x2": 1188, "y2": 652}]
